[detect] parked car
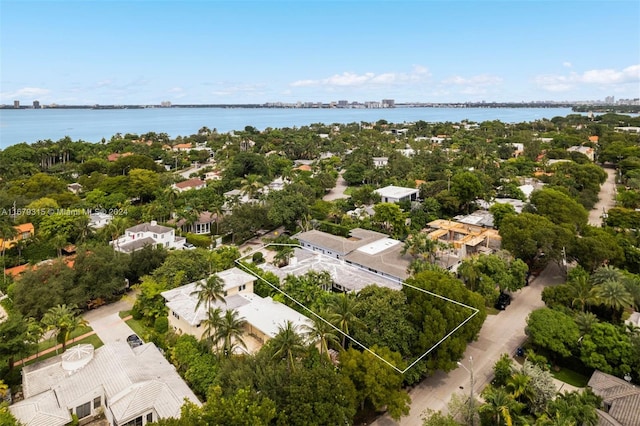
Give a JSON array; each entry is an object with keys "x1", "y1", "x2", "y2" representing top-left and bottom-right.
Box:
[
  {"x1": 495, "y1": 292, "x2": 511, "y2": 310},
  {"x1": 184, "y1": 242, "x2": 196, "y2": 250},
  {"x1": 127, "y1": 334, "x2": 143, "y2": 348}
]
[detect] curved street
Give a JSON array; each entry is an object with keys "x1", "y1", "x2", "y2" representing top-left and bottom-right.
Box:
[{"x1": 373, "y1": 163, "x2": 619, "y2": 426}]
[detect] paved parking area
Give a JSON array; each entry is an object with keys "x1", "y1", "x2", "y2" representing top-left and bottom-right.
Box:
[{"x1": 82, "y1": 295, "x2": 137, "y2": 345}]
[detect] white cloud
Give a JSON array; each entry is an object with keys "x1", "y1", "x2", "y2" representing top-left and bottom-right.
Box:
[
  {"x1": 290, "y1": 65, "x2": 431, "y2": 88},
  {"x1": 442, "y1": 74, "x2": 503, "y2": 86},
  {"x1": 534, "y1": 64, "x2": 640, "y2": 92},
  {"x1": 1, "y1": 87, "x2": 51, "y2": 100},
  {"x1": 563, "y1": 61, "x2": 573, "y2": 68}
]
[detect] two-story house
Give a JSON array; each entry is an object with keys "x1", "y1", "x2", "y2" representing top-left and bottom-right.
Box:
[{"x1": 112, "y1": 221, "x2": 186, "y2": 253}]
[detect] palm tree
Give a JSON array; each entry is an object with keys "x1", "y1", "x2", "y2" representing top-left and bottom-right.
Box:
[
  {"x1": 74, "y1": 214, "x2": 94, "y2": 244},
  {"x1": 25, "y1": 317, "x2": 44, "y2": 358},
  {"x1": 272, "y1": 246, "x2": 294, "y2": 267},
  {"x1": 271, "y1": 320, "x2": 305, "y2": 371},
  {"x1": 51, "y1": 234, "x2": 67, "y2": 258},
  {"x1": 327, "y1": 293, "x2": 364, "y2": 349},
  {"x1": 301, "y1": 311, "x2": 339, "y2": 359},
  {"x1": 240, "y1": 174, "x2": 263, "y2": 200},
  {"x1": 201, "y1": 307, "x2": 224, "y2": 351},
  {"x1": 192, "y1": 274, "x2": 226, "y2": 313},
  {"x1": 567, "y1": 274, "x2": 596, "y2": 312},
  {"x1": 574, "y1": 311, "x2": 599, "y2": 336},
  {"x1": 106, "y1": 216, "x2": 129, "y2": 248},
  {"x1": 505, "y1": 373, "x2": 534, "y2": 405},
  {"x1": 42, "y1": 304, "x2": 88, "y2": 352},
  {"x1": 479, "y1": 386, "x2": 523, "y2": 426},
  {"x1": 590, "y1": 279, "x2": 634, "y2": 322},
  {"x1": 590, "y1": 265, "x2": 624, "y2": 285},
  {"x1": 216, "y1": 309, "x2": 247, "y2": 357}
]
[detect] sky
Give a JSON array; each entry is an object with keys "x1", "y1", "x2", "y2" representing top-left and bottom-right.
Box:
[{"x1": 1, "y1": 0, "x2": 639, "y2": 105}]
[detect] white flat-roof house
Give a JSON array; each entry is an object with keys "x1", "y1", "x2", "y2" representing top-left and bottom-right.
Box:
[
  {"x1": 375, "y1": 185, "x2": 419, "y2": 204},
  {"x1": 9, "y1": 343, "x2": 200, "y2": 426},
  {"x1": 372, "y1": 157, "x2": 389, "y2": 168},
  {"x1": 112, "y1": 221, "x2": 186, "y2": 253},
  {"x1": 296, "y1": 228, "x2": 410, "y2": 282},
  {"x1": 161, "y1": 267, "x2": 312, "y2": 348}
]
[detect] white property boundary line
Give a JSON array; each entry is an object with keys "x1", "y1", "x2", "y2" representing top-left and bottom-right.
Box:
[{"x1": 236, "y1": 243, "x2": 479, "y2": 374}]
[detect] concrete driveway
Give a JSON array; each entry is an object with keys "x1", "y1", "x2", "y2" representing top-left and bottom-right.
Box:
[{"x1": 82, "y1": 294, "x2": 137, "y2": 345}]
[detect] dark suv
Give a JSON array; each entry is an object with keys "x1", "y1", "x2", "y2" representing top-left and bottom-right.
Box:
[
  {"x1": 495, "y1": 292, "x2": 511, "y2": 310},
  {"x1": 127, "y1": 334, "x2": 143, "y2": 348}
]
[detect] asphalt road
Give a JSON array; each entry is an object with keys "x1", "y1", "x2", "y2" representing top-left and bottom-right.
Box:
[
  {"x1": 323, "y1": 171, "x2": 349, "y2": 201},
  {"x1": 588, "y1": 167, "x2": 617, "y2": 227}
]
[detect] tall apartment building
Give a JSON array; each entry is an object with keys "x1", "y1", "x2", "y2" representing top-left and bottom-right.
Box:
[{"x1": 382, "y1": 99, "x2": 395, "y2": 108}]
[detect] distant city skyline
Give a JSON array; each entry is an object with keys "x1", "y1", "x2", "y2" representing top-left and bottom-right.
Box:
[{"x1": 1, "y1": 1, "x2": 639, "y2": 105}]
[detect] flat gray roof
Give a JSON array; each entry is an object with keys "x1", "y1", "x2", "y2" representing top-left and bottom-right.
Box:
[{"x1": 262, "y1": 248, "x2": 403, "y2": 292}]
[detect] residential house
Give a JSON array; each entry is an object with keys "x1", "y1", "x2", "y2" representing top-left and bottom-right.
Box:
[
  {"x1": 296, "y1": 228, "x2": 410, "y2": 282},
  {"x1": 425, "y1": 219, "x2": 502, "y2": 269},
  {"x1": 172, "y1": 211, "x2": 218, "y2": 235},
  {"x1": 372, "y1": 157, "x2": 388, "y2": 168},
  {"x1": 172, "y1": 178, "x2": 207, "y2": 192},
  {"x1": 161, "y1": 267, "x2": 312, "y2": 349},
  {"x1": 375, "y1": 185, "x2": 419, "y2": 204},
  {"x1": 567, "y1": 145, "x2": 595, "y2": 161},
  {"x1": 0, "y1": 223, "x2": 34, "y2": 250},
  {"x1": 112, "y1": 221, "x2": 186, "y2": 253},
  {"x1": 89, "y1": 212, "x2": 113, "y2": 229},
  {"x1": 9, "y1": 342, "x2": 201, "y2": 426},
  {"x1": 172, "y1": 143, "x2": 193, "y2": 152},
  {"x1": 587, "y1": 370, "x2": 640, "y2": 426},
  {"x1": 204, "y1": 171, "x2": 222, "y2": 181},
  {"x1": 106, "y1": 152, "x2": 133, "y2": 162}
]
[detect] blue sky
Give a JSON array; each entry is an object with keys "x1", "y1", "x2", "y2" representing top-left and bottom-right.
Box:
[{"x1": 1, "y1": 0, "x2": 639, "y2": 105}]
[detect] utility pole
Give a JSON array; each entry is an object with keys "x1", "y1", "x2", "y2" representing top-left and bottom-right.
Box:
[{"x1": 457, "y1": 356, "x2": 475, "y2": 426}]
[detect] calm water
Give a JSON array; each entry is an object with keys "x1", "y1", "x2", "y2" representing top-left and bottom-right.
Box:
[{"x1": 0, "y1": 107, "x2": 574, "y2": 149}]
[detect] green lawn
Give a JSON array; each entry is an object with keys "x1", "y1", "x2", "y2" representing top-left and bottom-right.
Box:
[
  {"x1": 552, "y1": 367, "x2": 590, "y2": 388},
  {"x1": 343, "y1": 186, "x2": 354, "y2": 195},
  {"x1": 24, "y1": 333, "x2": 104, "y2": 366},
  {"x1": 119, "y1": 310, "x2": 131, "y2": 319},
  {"x1": 35, "y1": 325, "x2": 93, "y2": 354}
]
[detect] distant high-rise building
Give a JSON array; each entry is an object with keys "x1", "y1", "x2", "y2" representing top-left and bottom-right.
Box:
[
  {"x1": 338, "y1": 100, "x2": 348, "y2": 107},
  {"x1": 13, "y1": 100, "x2": 19, "y2": 108},
  {"x1": 382, "y1": 99, "x2": 395, "y2": 108},
  {"x1": 33, "y1": 100, "x2": 40, "y2": 109},
  {"x1": 605, "y1": 96, "x2": 615, "y2": 104},
  {"x1": 161, "y1": 101, "x2": 171, "y2": 107}
]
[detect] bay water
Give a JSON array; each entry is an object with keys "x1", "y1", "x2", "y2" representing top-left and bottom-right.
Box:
[{"x1": 0, "y1": 107, "x2": 574, "y2": 149}]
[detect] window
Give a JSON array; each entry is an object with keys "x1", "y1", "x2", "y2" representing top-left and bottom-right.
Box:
[
  {"x1": 76, "y1": 401, "x2": 91, "y2": 419},
  {"x1": 238, "y1": 284, "x2": 246, "y2": 291},
  {"x1": 172, "y1": 311, "x2": 180, "y2": 320},
  {"x1": 93, "y1": 396, "x2": 101, "y2": 409},
  {"x1": 122, "y1": 416, "x2": 143, "y2": 426},
  {"x1": 146, "y1": 413, "x2": 153, "y2": 423},
  {"x1": 153, "y1": 234, "x2": 157, "y2": 238}
]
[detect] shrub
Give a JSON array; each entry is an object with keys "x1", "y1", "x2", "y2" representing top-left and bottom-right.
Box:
[
  {"x1": 252, "y1": 251, "x2": 264, "y2": 264},
  {"x1": 185, "y1": 233, "x2": 211, "y2": 248},
  {"x1": 154, "y1": 316, "x2": 169, "y2": 334}
]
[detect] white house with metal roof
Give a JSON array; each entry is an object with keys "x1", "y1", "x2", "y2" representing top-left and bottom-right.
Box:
[
  {"x1": 111, "y1": 221, "x2": 186, "y2": 253},
  {"x1": 9, "y1": 342, "x2": 200, "y2": 426},
  {"x1": 375, "y1": 185, "x2": 419, "y2": 204},
  {"x1": 161, "y1": 267, "x2": 312, "y2": 348}
]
